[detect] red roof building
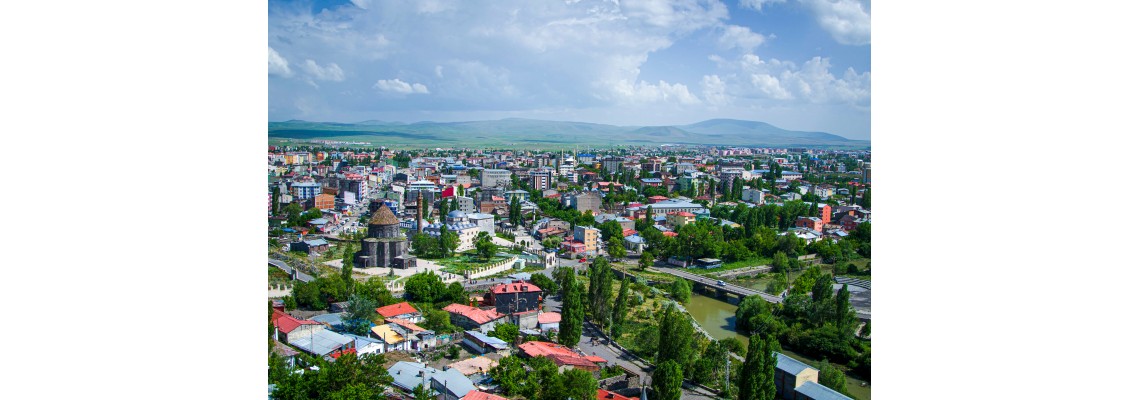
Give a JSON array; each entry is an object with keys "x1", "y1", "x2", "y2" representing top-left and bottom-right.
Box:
[
  {"x1": 272, "y1": 310, "x2": 321, "y2": 334},
  {"x1": 489, "y1": 281, "x2": 541, "y2": 295},
  {"x1": 647, "y1": 195, "x2": 669, "y2": 204},
  {"x1": 443, "y1": 303, "x2": 506, "y2": 330},
  {"x1": 518, "y1": 341, "x2": 604, "y2": 372},
  {"x1": 537, "y1": 312, "x2": 561, "y2": 325},
  {"x1": 375, "y1": 302, "x2": 421, "y2": 320}
]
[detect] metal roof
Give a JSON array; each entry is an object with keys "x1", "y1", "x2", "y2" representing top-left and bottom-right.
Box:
[
  {"x1": 289, "y1": 329, "x2": 353, "y2": 356},
  {"x1": 794, "y1": 381, "x2": 853, "y2": 400},
  {"x1": 464, "y1": 330, "x2": 509, "y2": 349},
  {"x1": 775, "y1": 353, "x2": 815, "y2": 376}
]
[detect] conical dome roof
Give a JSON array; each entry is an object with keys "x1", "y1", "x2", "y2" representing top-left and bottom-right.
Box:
[{"x1": 369, "y1": 205, "x2": 399, "y2": 225}]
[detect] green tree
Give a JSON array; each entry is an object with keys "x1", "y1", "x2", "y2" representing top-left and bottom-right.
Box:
[
  {"x1": 340, "y1": 245, "x2": 356, "y2": 295},
  {"x1": 639, "y1": 251, "x2": 654, "y2": 270},
  {"x1": 610, "y1": 277, "x2": 631, "y2": 336},
  {"x1": 355, "y1": 277, "x2": 396, "y2": 308},
  {"x1": 475, "y1": 232, "x2": 498, "y2": 260},
  {"x1": 268, "y1": 352, "x2": 392, "y2": 400},
  {"x1": 438, "y1": 225, "x2": 459, "y2": 257},
  {"x1": 771, "y1": 251, "x2": 789, "y2": 274},
  {"x1": 670, "y1": 279, "x2": 691, "y2": 305},
  {"x1": 858, "y1": 187, "x2": 870, "y2": 209},
  {"x1": 588, "y1": 257, "x2": 614, "y2": 326},
  {"x1": 412, "y1": 383, "x2": 434, "y2": 400},
  {"x1": 738, "y1": 334, "x2": 778, "y2": 400},
  {"x1": 598, "y1": 220, "x2": 623, "y2": 241},
  {"x1": 490, "y1": 322, "x2": 520, "y2": 344},
  {"x1": 817, "y1": 358, "x2": 852, "y2": 396},
  {"x1": 489, "y1": 356, "x2": 528, "y2": 396},
  {"x1": 440, "y1": 197, "x2": 450, "y2": 216},
  {"x1": 560, "y1": 367, "x2": 599, "y2": 400},
  {"x1": 404, "y1": 271, "x2": 447, "y2": 304},
  {"x1": 656, "y1": 304, "x2": 694, "y2": 370},
  {"x1": 558, "y1": 277, "x2": 585, "y2": 347},
  {"x1": 531, "y1": 273, "x2": 558, "y2": 295},
  {"x1": 651, "y1": 360, "x2": 683, "y2": 400},
  {"x1": 765, "y1": 271, "x2": 788, "y2": 295},
  {"x1": 607, "y1": 236, "x2": 627, "y2": 259},
  {"x1": 541, "y1": 235, "x2": 563, "y2": 249},
  {"x1": 344, "y1": 293, "x2": 377, "y2": 335}
]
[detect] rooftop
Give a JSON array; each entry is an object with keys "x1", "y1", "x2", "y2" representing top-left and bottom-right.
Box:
[{"x1": 376, "y1": 302, "x2": 419, "y2": 318}]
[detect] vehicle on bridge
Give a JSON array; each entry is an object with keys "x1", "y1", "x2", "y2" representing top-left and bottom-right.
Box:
[{"x1": 716, "y1": 280, "x2": 725, "y2": 286}]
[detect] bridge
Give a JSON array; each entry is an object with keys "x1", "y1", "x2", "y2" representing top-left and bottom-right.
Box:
[
  {"x1": 268, "y1": 258, "x2": 314, "y2": 283},
  {"x1": 652, "y1": 267, "x2": 782, "y2": 304}
]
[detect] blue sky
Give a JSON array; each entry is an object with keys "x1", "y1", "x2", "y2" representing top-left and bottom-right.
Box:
[{"x1": 269, "y1": 0, "x2": 870, "y2": 139}]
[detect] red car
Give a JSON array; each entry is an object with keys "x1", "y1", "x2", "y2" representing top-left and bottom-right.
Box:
[{"x1": 579, "y1": 258, "x2": 587, "y2": 263}]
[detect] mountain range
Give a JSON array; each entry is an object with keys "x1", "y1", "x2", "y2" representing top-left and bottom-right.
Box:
[{"x1": 268, "y1": 118, "x2": 869, "y2": 149}]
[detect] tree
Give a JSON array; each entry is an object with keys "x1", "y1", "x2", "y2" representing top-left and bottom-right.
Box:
[
  {"x1": 355, "y1": 277, "x2": 396, "y2": 308},
  {"x1": 404, "y1": 271, "x2": 447, "y2": 304},
  {"x1": 412, "y1": 384, "x2": 434, "y2": 400},
  {"x1": 560, "y1": 367, "x2": 599, "y2": 400},
  {"x1": 541, "y1": 236, "x2": 563, "y2": 250},
  {"x1": 489, "y1": 356, "x2": 528, "y2": 396},
  {"x1": 651, "y1": 360, "x2": 683, "y2": 400},
  {"x1": 271, "y1": 186, "x2": 281, "y2": 215},
  {"x1": 771, "y1": 251, "x2": 789, "y2": 273},
  {"x1": 531, "y1": 273, "x2": 558, "y2": 295},
  {"x1": 598, "y1": 220, "x2": 623, "y2": 241},
  {"x1": 765, "y1": 271, "x2": 788, "y2": 295},
  {"x1": 344, "y1": 293, "x2": 377, "y2": 335},
  {"x1": 475, "y1": 231, "x2": 497, "y2": 260},
  {"x1": 610, "y1": 277, "x2": 630, "y2": 336},
  {"x1": 268, "y1": 352, "x2": 392, "y2": 400},
  {"x1": 817, "y1": 358, "x2": 852, "y2": 396},
  {"x1": 607, "y1": 236, "x2": 626, "y2": 259},
  {"x1": 656, "y1": 304, "x2": 694, "y2": 370},
  {"x1": 438, "y1": 225, "x2": 459, "y2": 257},
  {"x1": 738, "y1": 334, "x2": 778, "y2": 400},
  {"x1": 411, "y1": 233, "x2": 441, "y2": 258},
  {"x1": 440, "y1": 197, "x2": 450, "y2": 216},
  {"x1": 587, "y1": 257, "x2": 614, "y2": 326},
  {"x1": 670, "y1": 279, "x2": 691, "y2": 305},
  {"x1": 639, "y1": 251, "x2": 654, "y2": 270},
  {"x1": 858, "y1": 321, "x2": 871, "y2": 339},
  {"x1": 490, "y1": 322, "x2": 520, "y2": 344},
  {"x1": 340, "y1": 245, "x2": 356, "y2": 295},
  {"x1": 858, "y1": 188, "x2": 870, "y2": 209},
  {"x1": 558, "y1": 277, "x2": 585, "y2": 347}
]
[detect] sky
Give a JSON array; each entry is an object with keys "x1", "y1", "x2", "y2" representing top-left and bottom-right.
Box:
[{"x1": 269, "y1": 0, "x2": 870, "y2": 139}]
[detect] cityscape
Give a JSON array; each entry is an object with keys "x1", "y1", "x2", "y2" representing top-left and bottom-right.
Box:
[
  {"x1": 268, "y1": 1, "x2": 870, "y2": 399},
  {"x1": 268, "y1": 143, "x2": 871, "y2": 400}
]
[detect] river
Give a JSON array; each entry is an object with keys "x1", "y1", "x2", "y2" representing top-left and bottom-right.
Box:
[{"x1": 684, "y1": 292, "x2": 872, "y2": 400}]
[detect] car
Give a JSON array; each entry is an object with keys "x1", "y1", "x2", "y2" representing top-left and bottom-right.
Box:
[{"x1": 716, "y1": 280, "x2": 726, "y2": 286}]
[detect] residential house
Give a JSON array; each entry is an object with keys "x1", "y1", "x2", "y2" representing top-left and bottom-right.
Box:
[
  {"x1": 573, "y1": 226, "x2": 600, "y2": 254},
  {"x1": 518, "y1": 341, "x2": 606, "y2": 372},
  {"x1": 460, "y1": 330, "x2": 511, "y2": 356},
  {"x1": 793, "y1": 381, "x2": 852, "y2": 400},
  {"x1": 387, "y1": 361, "x2": 477, "y2": 400},
  {"x1": 537, "y1": 312, "x2": 561, "y2": 332},
  {"x1": 666, "y1": 211, "x2": 696, "y2": 228},
  {"x1": 375, "y1": 302, "x2": 422, "y2": 323},
  {"x1": 794, "y1": 217, "x2": 824, "y2": 232},
  {"x1": 443, "y1": 304, "x2": 506, "y2": 333}
]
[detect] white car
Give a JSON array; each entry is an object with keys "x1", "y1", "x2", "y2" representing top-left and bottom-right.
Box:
[{"x1": 716, "y1": 280, "x2": 726, "y2": 286}]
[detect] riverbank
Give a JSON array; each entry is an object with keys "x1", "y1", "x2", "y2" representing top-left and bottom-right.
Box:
[{"x1": 685, "y1": 292, "x2": 870, "y2": 400}]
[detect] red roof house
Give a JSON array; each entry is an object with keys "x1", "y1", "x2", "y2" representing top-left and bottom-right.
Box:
[{"x1": 375, "y1": 302, "x2": 421, "y2": 322}]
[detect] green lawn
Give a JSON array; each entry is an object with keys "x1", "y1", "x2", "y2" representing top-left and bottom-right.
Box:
[{"x1": 435, "y1": 252, "x2": 512, "y2": 274}]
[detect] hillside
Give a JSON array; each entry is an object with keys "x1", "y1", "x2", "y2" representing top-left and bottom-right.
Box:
[{"x1": 268, "y1": 118, "x2": 869, "y2": 149}]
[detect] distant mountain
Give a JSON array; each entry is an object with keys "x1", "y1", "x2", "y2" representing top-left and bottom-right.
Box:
[{"x1": 268, "y1": 118, "x2": 869, "y2": 149}]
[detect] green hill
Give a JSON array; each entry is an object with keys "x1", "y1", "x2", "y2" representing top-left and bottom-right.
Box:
[{"x1": 268, "y1": 118, "x2": 869, "y2": 149}]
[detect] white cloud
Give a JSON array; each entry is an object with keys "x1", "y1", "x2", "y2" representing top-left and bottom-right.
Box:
[
  {"x1": 802, "y1": 0, "x2": 870, "y2": 45},
  {"x1": 739, "y1": 0, "x2": 785, "y2": 12},
  {"x1": 350, "y1": 0, "x2": 371, "y2": 9},
  {"x1": 268, "y1": 46, "x2": 291, "y2": 77},
  {"x1": 606, "y1": 79, "x2": 701, "y2": 105},
  {"x1": 718, "y1": 25, "x2": 765, "y2": 52},
  {"x1": 301, "y1": 60, "x2": 345, "y2": 82},
  {"x1": 374, "y1": 78, "x2": 430, "y2": 94},
  {"x1": 701, "y1": 74, "x2": 730, "y2": 106},
  {"x1": 713, "y1": 54, "x2": 869, "y2": 104}
]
